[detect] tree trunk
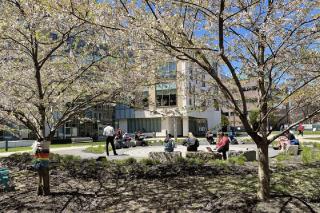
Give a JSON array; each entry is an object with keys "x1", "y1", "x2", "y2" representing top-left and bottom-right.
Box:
[
  {"x1": 36, "y1": 139, "x2": 51, "y2": 196},
  {"x1": 257, "y1": 142, "x2": 270, "y2": 200}
]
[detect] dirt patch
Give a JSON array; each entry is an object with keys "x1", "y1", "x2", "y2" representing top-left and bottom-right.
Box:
[{"x1": 1, "y1": 154, "x2": 320, "y2": 212}]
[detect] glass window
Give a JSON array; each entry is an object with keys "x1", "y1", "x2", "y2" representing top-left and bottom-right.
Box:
[
  {"x1": 65, "y1": 128, "x2": 71, "y2": 135},
  {"x1": 158, "y1": 62, "x2": 176, "y2": 78},
  {"x1": 189, "y1": 68, "x2": 193, "y2": 80},
  {"x1": 156, "y1": 83, "x2": 177, "y2": 107},
  {"x1": 128, "y1": 118, "x2": 161, "y2": 133},
  {"x1": 143, "y1": 90, "x2": 149, "y2": 107},
  {"x1": 188, "y1": 117, "x2": 208, "y2": 136}
]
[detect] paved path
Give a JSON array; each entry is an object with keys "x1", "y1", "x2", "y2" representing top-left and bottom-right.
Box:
[
  {"x1": 4, "y1": 136, "x2": 307, "y2": 160},
  {"x1": 49, "y1": 143, "x2": 280, "y2": 160},
  {"x1": 0, "y1": 143, "x2": 279, "y2": 160}
]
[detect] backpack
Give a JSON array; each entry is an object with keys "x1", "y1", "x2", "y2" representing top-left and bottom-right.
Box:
[{"x1": 195, "y1": 139, "x2": 199, "y2": 147}]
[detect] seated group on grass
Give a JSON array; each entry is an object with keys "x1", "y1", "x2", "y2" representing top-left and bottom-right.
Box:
[{"x1": 275, "y1": 130, "x2": 300, "y2": 151}]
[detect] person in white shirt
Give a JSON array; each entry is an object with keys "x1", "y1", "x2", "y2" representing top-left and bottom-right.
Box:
[{"x1": 103, "y1": 123, "x2": 118, "y2": 156}]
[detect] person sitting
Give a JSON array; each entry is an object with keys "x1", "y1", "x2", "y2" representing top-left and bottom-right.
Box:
[
  {"x1": 206, "y1": 130, "x2": 214, "y2": 144},
  {"x1": 164, "y1": 134, "x2": 175, "y2": 152},
  {"x1": 183, "y1": 132, "x2": 199, "y2": 151},
  {"x1": 135, "y1": 130, "x2": 147, "y2": 146},
  {"x1": 284, "y1": 131, "x2": 299, "y2": 145},
  {"x1": 115, "y1": 128, "x2": 123, "y2": 140},
  {"x1": 228, "y1": 131, "x2": 238, "y2": 144},
  {"x1": 216, "y1": 132, "x2": 230, "y2": 160},
  {"x1": 277, "y1": 135, "x2": 291, "y2": 151}
]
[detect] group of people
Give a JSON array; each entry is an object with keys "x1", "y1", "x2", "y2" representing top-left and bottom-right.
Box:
[
  {"x1": 103, "y1": 124, "x2": 148, "y2": 156},
  {"x1": 164, "y1": 131, "x2": 230, "y2": 160}
]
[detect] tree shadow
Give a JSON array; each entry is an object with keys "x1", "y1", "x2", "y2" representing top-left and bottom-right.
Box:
[{"x1": 1, "y1": 162, "x2": 319, "y2": 212}]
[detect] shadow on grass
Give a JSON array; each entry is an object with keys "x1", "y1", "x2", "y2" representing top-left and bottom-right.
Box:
[{"x1": 1, "y1": 157, "x2": 320, "y2": 212}]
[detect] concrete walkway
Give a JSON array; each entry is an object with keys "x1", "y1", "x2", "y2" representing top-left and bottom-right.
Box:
[
  {"x1": 9, "y1": 134, "x2": 320, "y2": 160},
  {"x1": 0, "y1": 143, "x2": 280, "y2": 160}
]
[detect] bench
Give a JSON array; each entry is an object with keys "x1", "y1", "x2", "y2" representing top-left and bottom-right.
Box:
[
  {"x1": 149, "y1": 151, "x2": 182, "y2": 163},
  {"x1": 0, "y1": 167, "x2": 9, "y2": 192},
  {"x1": 186, "y1": 150, "x2": 222, "y2": 161},
  {"x1": 229, "y1": 150, "x2": 256, "y2": 161}
]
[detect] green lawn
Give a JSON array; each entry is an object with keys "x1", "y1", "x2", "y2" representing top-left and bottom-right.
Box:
[
  {"x1": 304, "y1": 137, "x2": 320, "y2": 141},
  {"x1": 0, "y1": 141, "x2": 105, "y2": 153},
  {"x1": 272, "y1": 131, "x2": 320, "y2": 135}
]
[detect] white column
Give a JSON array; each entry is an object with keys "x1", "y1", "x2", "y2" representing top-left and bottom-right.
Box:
[{"x1": 183, "y1": 117, "x2": 189, "y2": 136}]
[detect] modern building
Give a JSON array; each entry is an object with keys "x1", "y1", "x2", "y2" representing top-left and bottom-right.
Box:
[
  {"x1": 222, "y1": 80, "x2": 260, "y2": 129},
  {"x1": 222, "y1": 79, "x2": 289, "y2": 130},
  {"x1": 115, "y1": 60, "x2": 221, "y2": 137},
  {"x1": 54, "y1": 104, "x2": 114, "y2": 140}
]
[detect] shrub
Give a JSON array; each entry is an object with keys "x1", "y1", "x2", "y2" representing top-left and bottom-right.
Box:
[
  {"x1": 301, "y1": 146, "x2": 320, "y2": 164},
  {"x1": 313, "y1": 143, "x2": 320, "y2": 150},
  {"x1": 116, "y1": 157, "x2": 137, "y2": 166},
  {"x1": 124, "y1": 157, "x2": 137, "y2": 165},
  {"x1": 241, "y1": 138, "x2": 254, "y2": 144},
  {"x1": 139, "y1": 158, "x2": 160, "y2": 166},
  {"x1": 175, "y1": 156, "x2": 187, "y2": 164},
  {"x1": 1, "y1": 153, "x2": 33, "y2": 169},
  {"x1": 275, "y1": 153, "x2": 292, "y2": 162},
  {"x1": 184, "y1": 157, "x2": 205, "y2": 166},
  {"x1": 51, "y1": 138, "x2": 72, "y2": 144},
  {"x1": 59, "y1": 155, "x2": 81, "y2": 171},
  {"x1": 228, "y1": 155, "x2": 246, "y2": 165},
  {"x1": 207, "y1": 159, "x2": 228, "y2": 167},
  {"x1": 84, "y1": 145, "x2": 105, "y2": 154}
]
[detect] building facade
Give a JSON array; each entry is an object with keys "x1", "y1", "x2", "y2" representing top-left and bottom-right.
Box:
[
  {"x1": 54, "y1": 104, "x2": 114, "y2": 140},
  {"x1": 222, "y1": 80, "x2": 259, "y2": 129},
  {"x1": 115, "y1": 61, "x2": 221, "y2": 137}
]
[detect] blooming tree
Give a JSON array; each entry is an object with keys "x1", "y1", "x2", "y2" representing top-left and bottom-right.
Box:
[
  {"x1": 0, "y1": 0, "x2": 152, "y2": 194},
  {"x1": 107, "y1": 0, "x2": 320, "y2": 200},
  {"x1": 0, "y1": 0, "x2": 151, "y2": 140}
]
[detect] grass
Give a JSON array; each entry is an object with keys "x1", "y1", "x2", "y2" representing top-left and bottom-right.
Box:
[
  {"x1": 272, "y1": 131, "x2": 320, "y2": 135},
  {"x1": 304, "y1": 137, "x2": 320, "y2": 141},
  {"x1": 227, "y1": 154, "x2": 246, "y2": 165},
  {"x1": 271, "y1": 168, "x2": 320, "y2": 200},
  {"x1": 241, "y1": 138, "x2": 254, "y2": 144},
  {"x1": 275, "y1": 153, "x2": 292, "y2": 162},
  {"x1": 84, "y1": 145, "x2": 105, "y2": 154},
  {"x1": 0, "y1": 141, "x2": 105, "y2": 153}
]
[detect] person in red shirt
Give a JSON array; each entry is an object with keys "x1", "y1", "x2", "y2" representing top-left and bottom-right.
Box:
[
  {"x1": 297, "y1": 123, "x2": 304, "y2": 136},
  {"x1": 216, "y1": 132, "x2": 230, "y2": 160}
]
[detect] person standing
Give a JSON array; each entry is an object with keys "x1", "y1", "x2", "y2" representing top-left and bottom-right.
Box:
[
  {"x1": 297, "y1": 123, "x2": 304, "y2": 137},
  {"x1": 103, "y1": 123, "x2": 118, "y2": 156}
]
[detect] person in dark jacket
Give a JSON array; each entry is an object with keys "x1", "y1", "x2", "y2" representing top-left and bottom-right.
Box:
[
  {"x1": 183, "y1": 132, "x2": 199, "y2": 151},
  {"x1": 164, "y1": 134, "x2": 175, "y2": 152},
  {"x1": 206, "y1": 130, "x2": 214, "y2": 144},
  {"x1": 284, "y1": 130, "x2": 299, "y2": 145}
]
